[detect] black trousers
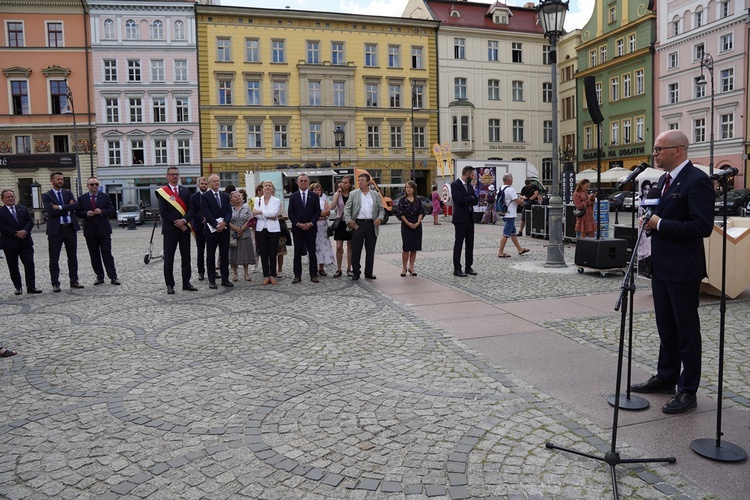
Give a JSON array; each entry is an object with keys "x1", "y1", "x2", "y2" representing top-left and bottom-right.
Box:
[
  {"x1": 3, "y1": 245, "x2": 36, "y2": 290},
  {"x1": 48, "y1": 225, "x2": 79, "y2": 286},
  {"x1": 163, "y1": 230, "x2": 191, "y2": 287},
  {"x1": 452, "y1": 221, "x2": 474, "y2": 271},
  {"x1": 206, "y1": 229, "x2": 230, "y2": 283},
  {"x1": 256, "y1": 229, "x2": 280, "y2": 277},
  {"x1": 85, "y1": 234, "x2": 117, "y2": 280},
  {"x1": 292, "y1": 228, "x2": 317, "y2": 278},
  {"x1": 194, "y1": 226, "x2": 206, "y2": 276},
  {"x1": 351, "y1": 219, "x2": 377, "y2": 277}
]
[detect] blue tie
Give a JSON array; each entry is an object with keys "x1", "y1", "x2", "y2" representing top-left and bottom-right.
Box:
[{"x1": 57, "y1": 191, "x2": 68, "y2": 224}]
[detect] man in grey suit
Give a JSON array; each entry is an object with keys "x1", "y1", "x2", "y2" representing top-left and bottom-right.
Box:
[{"x1": 343, "y1": 172, "x2": 385, "y2": 280}]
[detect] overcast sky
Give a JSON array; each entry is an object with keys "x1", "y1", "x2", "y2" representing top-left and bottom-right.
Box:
[{"x1": 221, "y1": 0, "x2": 594, "y2": 32}]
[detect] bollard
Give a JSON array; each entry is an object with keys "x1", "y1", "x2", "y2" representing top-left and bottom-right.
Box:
[{"x1": 127, "y1": 217, "x2": 137, "y2": 230}]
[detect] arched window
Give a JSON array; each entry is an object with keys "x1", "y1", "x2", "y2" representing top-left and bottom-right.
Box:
[
  {"x1": 151, "y1": 20, "x2": 163, "y2": 40},
  {"x1": 174, "y1": 20, "x2": 185, "y2": 40},
  {"x1": 125, "y1": 20, "x2": 138, "y2": 40},
  {"x1": 103, "y1": 19, "x2": 115, "y2": 39}
]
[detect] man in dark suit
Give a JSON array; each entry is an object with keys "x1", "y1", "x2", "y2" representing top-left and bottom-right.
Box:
[
  {"x1": 157, "y1": 167, "x2": 197, "y2": 295},
  {"x1": 190, "y1": 177, "x2": 209, "y2": 281},
  {"x1": 0, "y1": 189, "x2": 42, "y2": 295},
  {"x1": 42, "y1": 171, "x2": 83, "y2": 291},
  {"x1": 630, "y1": 130, "x2": 715, "y2": 414},
  {"x1": 451, "y1": 166, "x2": 479, "y2": 277},
  {"x1": 201, "y1": 174, "x2": 233, "y2": 289},
  {"x1": 76, "y1": 177, "x2": 120, "y2": 286},
  {"x1": 287, "y1": 174, "x2": 321, "y2": 283}
]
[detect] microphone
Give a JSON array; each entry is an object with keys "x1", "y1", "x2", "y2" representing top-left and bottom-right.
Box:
[
  {"x1": 617, "y1": 162, "x2": 650, "y2": 190},
  {"x1": 709, "y1": 167, "x2": 739, "y2": 180},
  {"x1": 641, "y1": 187, "x2": 661, "y2": 222}
]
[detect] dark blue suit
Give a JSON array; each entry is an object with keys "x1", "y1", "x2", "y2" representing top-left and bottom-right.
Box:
[
  {"x1": 287, "y1": 190, "x2": 320, "y2": 278},
  {"x1": 0, "y1": 204, "x2": 37, "y2": 291},
  {"x1": 651, "y1": 161, "x2": 714, "y2": 393},
  {"x1": 190, "y1": 190, "x2": 207, "y2": 277},
  {"x1": 76, "y1": 191, "x2": 118, "y2": 281},
  {"x1": 451, "y1": 177, "x2": 478, "y2": 272},
  {"x1": 42, "y1": 188, "x2": 80, "y2": 286},
  {"x1": 158, "y1": 185, "x2": 193, "y2": 288},
  {"x1": 201, "y1": 190, "x2": 232, "y2": 284}
]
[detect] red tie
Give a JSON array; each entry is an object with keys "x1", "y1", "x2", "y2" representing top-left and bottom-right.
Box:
[
  {"x1": 91, "y1": 195, "x2": 97, "y2": 209},
  {"x1": 662, "y1": 174, "x2": 671, "y2": 196}
]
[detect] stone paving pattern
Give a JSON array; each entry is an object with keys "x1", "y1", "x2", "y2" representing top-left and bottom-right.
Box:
[{"x1": 0, "y1": 220, "x2": 743, "y2": 498}]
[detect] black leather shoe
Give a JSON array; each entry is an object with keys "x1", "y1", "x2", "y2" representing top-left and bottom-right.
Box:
[
  {"x1": 292, "y1": 277, "x2": 302, "y2": 284},
  {"x1": 110, "y1": 278, "x2": 121, "y2": 285},
  {"x1": 94, "y1": 277, "x2": 105, "y2": 286},
  {"x1": 351, "y1": 273, "x2": 360, "y2": 281},
  {"x1": 364, "y1": 274, "x2": 377, "y2": 280},
  {"x1": 221, "y1": 281, "x2": 234, "y2": 287},
  {"x1": 70, "y1": 282, "x2": 85, "y2": 289},
  {"x1": 662, "y1": 391, "x2": 697, "y2": 414},
  {"x1": 15, "y1": 288, "x2": 22, "y2": 296},
  {"x1": 198, "y1": 273, "x2": 205, "y2": 281},
  {"x1": 167, "y1": 286, "x2": 175, "y2": 295},
  {"x1": 27, "y1": 288, "x2": 42, "y2": 294},
  {"x1": 208, "y1": 282, "x2": 218, "y2": 289},
  {"x1": 310, "y1": 276, "x2": 319, "y2": 283},
  {"x1": 182, "y1": 283, "x2": 198, "y2": 291},
  {"x1": 630, "y1": 375, "x2": 675, "y2": 394},
  {"x1": 453, "y1": 270, "x2": 467, "y2": 277},
  {"x1": 52, "y1": 284, "x2": 61, "y2": 293},
  {"x1": 465, "y1": 268, "x2": 477, "y2": 275}
]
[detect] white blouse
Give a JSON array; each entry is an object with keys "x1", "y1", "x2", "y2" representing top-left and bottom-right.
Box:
[{"x1": 253, "y1": 196, "x2": 281, "y2": 233}]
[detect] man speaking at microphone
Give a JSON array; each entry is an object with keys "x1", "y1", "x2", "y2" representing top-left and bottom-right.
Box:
[{"x1": 630, "y1": 130, "x2": 714, "y2": 414}]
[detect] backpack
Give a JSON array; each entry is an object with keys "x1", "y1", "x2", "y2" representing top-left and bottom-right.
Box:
[{"x1": 496, "y1": 186, "x2": 510, "y2": 215}]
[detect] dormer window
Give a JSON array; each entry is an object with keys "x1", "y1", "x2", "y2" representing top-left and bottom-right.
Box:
[
  {"x1": 450, "y1": 8, "x2": 460, "y2": 18},
  {"x1": 489, "y1": 5, "x2": 512, "y2": 25}
]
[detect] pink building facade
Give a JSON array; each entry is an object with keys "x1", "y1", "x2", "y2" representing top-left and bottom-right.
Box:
[{"x1": 655, "y1": 0, "x2": 749, "y2": 189}]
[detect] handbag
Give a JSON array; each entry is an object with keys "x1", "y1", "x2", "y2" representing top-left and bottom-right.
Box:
[
  {"x1": 327, "y1": 217, "x2": 343, "y2": 237},
  {"x1": 573, "y1": 207, "x2": 585, "y2": 218},
  {"x1": 229, "y1": 233, "x2": 238, "y2": 247}
]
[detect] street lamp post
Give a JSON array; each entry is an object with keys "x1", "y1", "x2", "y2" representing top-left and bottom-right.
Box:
[
  {"x1": 65, "y1": 78, "x2": 83, "y2": 197},
  {"x1": 411, "y1": 84, "x2": 418, "y2": 182},
  {"x1": 697, "y1": 53, "x2": 714, "y2": 177},
  {"x1": 537, "y1": 0, "x2": 568, "y2": 268},
  {"x1": 334, "y1": 126, "x2": 344, "y2": 167}
]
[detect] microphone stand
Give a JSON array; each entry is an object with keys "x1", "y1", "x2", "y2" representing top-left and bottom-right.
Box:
[
  {"x1": 547, "y1": 212, "x2": 676, "y2": 499},
  {"x1": 690, "y1": 176, "x2": 747, "y2": 462}
]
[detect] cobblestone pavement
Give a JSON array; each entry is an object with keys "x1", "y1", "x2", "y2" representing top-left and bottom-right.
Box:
[{"x1": 0, "y1": 220, "x2": 744, "y2": 498}]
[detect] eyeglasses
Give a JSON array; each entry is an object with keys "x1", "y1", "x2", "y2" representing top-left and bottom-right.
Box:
[
  {"x1": 88, "y1": 183, "x2": 99, "y2": 186},
  {"x1": 652, "y1": 145, "x2": 685, "y2": 155},
  {"x1": 298, "y1": 179, "x2": 309, "y2": 183}
]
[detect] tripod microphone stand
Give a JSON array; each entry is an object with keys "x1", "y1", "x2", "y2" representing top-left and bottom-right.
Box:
[
  {"x1": 547, "y1": 212, "x2": 676, "y2": 499},
  {"x1": 690, "y1": 176, "x2": 747, "y2": 462}
]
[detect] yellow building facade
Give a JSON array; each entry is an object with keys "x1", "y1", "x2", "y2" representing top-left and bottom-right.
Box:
[{"x1": 196, "y1": 5, "x2": 439, "y2": 191}]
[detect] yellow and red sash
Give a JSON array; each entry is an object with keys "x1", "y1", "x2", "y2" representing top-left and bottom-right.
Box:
[{"x1": 156, "y1": 186, "x2": 193, "y2": 234}]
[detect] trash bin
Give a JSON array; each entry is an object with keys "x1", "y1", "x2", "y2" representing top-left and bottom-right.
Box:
[{"x1": 127, "y1": 217, "x2": 137, "y2": 230}]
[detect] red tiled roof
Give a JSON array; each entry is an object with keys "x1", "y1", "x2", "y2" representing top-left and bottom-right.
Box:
[{"x1": 426, "y1": 0, "x2": 543, "y2": 35}]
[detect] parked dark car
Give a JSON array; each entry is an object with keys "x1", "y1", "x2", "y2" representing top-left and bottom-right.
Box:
[
  {"x1": 393, "y1": 195, "x2": 432, "y2": 217},
  {"x1": 607, "y1": 191, "x2": 628, "y2": 211},
  {"x1": 715, "y1": 189, "x2": 750, "y2": 216}
]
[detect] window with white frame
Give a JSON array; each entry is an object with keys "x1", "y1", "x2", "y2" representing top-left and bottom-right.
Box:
[
  {"x1": 668, "y1": 83, "x2": 679, "y2": 104},
  {"x1": 7, "y1": 21, "x2": 24, "y2": 47},
  {"x1": 332, "y1": 42, "x2": 344, "y2": 65},
  {"x1": 452, "y1": 115, "x2": 470, "y2": 141},
  {"x1": 411, "y1": 46, "x2": 423, "y2": 69},
  {"x1": 488, "y1": 79, "x2": 500, "y2": 100},
  {"x1": 454, "y1": 78, "x2": 467, "y2": 99},
  {"x1": 246, "y1": 39, "x2": 260, "y2": 62},
  {"x1": 333, "y1": 82, "x2": 345, "y2": 106},
  {"x1": 127, "y1": 59, "x2": 141, "y2": 82},
  {"x1": 695, "y1": 9, "x2": 704, "y2": 27},
  {"x1": 273, "y1": 81, "x2": 286, "y2": 105},
  {"x1": 543, "y1": 82, "x2": 552, "y2": 103},
  {"x1": 153, "y1": 97, "x2": 166, "y2": 122},
  {"x1": 413, "y1": 85, "x2": 424, "y2": 108},
  {"x1": 719, "y1": 0, "x2": 730, "y2": 18},
  {"x1": 103, "y1": 19, "x2": 115, "y2": 40},
  {"x1": 103, "y1": 59, "x2": 117, "y2": 82},
  {"x1": 105, "y1": 98, "x2": 119, "y2": 123},
  {"x1": 694, "y1": 118, "x2": 706, "y2": 142},
  {"x1": 694, "y1": 43, "x2": 705, "y2": 61},
  {"x1": 542, "y1": 45, "x2": 551, "y2": 65},
  {"x1": 272, "y1": 40, "x2": 285, "y2": 63},
  {"x1": 365, "y1": 44, "x2": 377, "y2": 67},
  {"x1": 720, "y1": 113, "x2": 734, "y2": 139},
  {"x1": 387, "y1": 45, "x2": 400, "y2": 68},
  {"x1": 217, "y1": 38, "x2": 231, "y2": 61},
  {"x1": 174, "y1": 21, "x2": 185, "y2": 41},
  {"x1": 151, "y1": 60, "x2": 164, "y2": 83},
  {"x1": 125, "y1": 19, "x2": 137, "y2": 39},
  {"x1": 512, "y1": 80, "x2": 523, "y2": 101},
  {"x1": 47, "y1": 22, "x2": 63, "y2": 47},
  {"x1": 131, "y1": 140, "x2": 144, "y2": 164},
  {"x1": 389, "y1": 84, "x2": 401, "y2": 108},
  {"x1": 154, "y1": 139, "x2": 167, "y2": 165},
  {"x1": 668, "y1": 52, "x2": 678, "y2": 69},
  {"x1": 488, "y1": 40, "x2": 498, "y2": 61},
  {"x1": 246, "y1": 80, "x2": 260, "y2": 105},
  {"x1": 218, "y1": 79, "x2": 232, "y2": 105},
  {"x1": 610, "y1": 77, "x2": 619, "y2": 101},
  {"x1": 247, "y1": 124, "x2": 262, "y2": 148},
  {"x1": 512, "y1": 42, "x2": 522, "y2": 63},
  {"x1": 610, "y1": 121, "x2": 619, "y2": 145},
  {"x1": 309, "y1": 123, "x2": 322, "y2": 147},
  {"x1": 694, "y1": 77, "x2": 706, "y2": 98},
  {"x1": 177, "y1": 139, "x2": 191, "y2": 163},
  {"x1": 307, "y1": 41, "x2": 319, "y2": 64},
  {"x1": 274, "y1": 124, "x2": 288, "y2": 148},
  {"x1": 367, "y1": 125, "x2": 380, "y2": 148},
  {"x1": 10, "y1": 81, "x2": 28, "y2": 115},
  {"x1": 595, "y1": 82, "x2": 602, "y2": 104},
  {"x1": 151, "y1": 20, "x2": 164, "y2": 40},
  {"x1": 628, "y1": 34, "x2": 636, "y2": 53},
  {"x1": 15, "y1": 136, "x2": 31, "y2": 154},
  {"x1": 174, "y1": 60, "x2": 188, "y2": 82},
  {"x1": 609, "y1": 7, "x2": 616, "y2": 23},
  {"x1": 175, "y1": 97, "x2": 188, "y2": 122},
  {"x1": 512, "y1": 119, "x2": 524, "y2": 142},
  {"x1": 488, "y1": 119, "x2": 500, "y2": 142},
  {"x1": 308, "y1": 81, "x2": 321, "y2": 106},
  {"x1": 585, "y1": 126, "x2": 592, "y2": 149},
  {"x1": 454, "y1": 38, "x2": 465, "y2": 59},
  {"x1": 542, "y1": 159, "x2": 553, "y2": 184},
  {"x1": 720, "y1": 68, "x2": 734, "y2": 92},
  {"x1": 390, "y1": 125, "x2": 403, "y2": 148},
  {"x1": 616, "y1": 38, "x2": 623, "y2": 57},
  {"x1": 623, "y1": 119, "x2": 631, "y2": 144},
  {"x1": 107, "y1": 140, "x2": 121, "y2": 165},
  {"x1": 589, "y1": 49, "x2": 597, "y2": 67},
  {"x1": 543, "y1": 120, "x2": 553, "y2": 143},
  {"x1": 720, "y1": 33, "x2": 733, "y2": 52},
  {"x1": 671, "y1": 17, "x2": 680, "y2": 37},
  {"x1": 129, "y1": 98, "x2": 142, "y2": 123},
  {"x1": 635, "y1": 69, "x2": 644, "y2": 94},
  {"x1": 414, "y1": 125, "x2": 425, "y2": 148},
  {"x1": 600, "y1": 46, "x2": 607, "y2": 63},
  {"x1": 366, "y1": 83, "x2": 378, "y2": 107},
  {"x1": 219, "y1": 124, "x2": 234, "y2": 148},
  {"x1": 623, "y1": 73, "x2": 631, "y2": 98},
  {"x1": 635, "y1": 116, "x2": 644, "y2": 142}
]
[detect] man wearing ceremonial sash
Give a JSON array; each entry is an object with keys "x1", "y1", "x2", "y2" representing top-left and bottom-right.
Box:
[{"x1": 157, "y1": 167, "x2": 197, "y2": 295}]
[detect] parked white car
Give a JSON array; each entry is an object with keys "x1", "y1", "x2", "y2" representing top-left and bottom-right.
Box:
[{"x1": 116, "y1": 204, "x2": 145, "y2": 226}]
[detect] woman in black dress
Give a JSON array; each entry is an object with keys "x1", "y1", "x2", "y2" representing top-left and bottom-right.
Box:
[
  {"x1": 329, "y1": 176, "x2": 354, "y2": 277},
  {"x1": 397, "y1": 180, "x2": 424, "y2": 276}
]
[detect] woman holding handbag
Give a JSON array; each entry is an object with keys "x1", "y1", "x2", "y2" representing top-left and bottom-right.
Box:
[
  {"x1": 228, "y1": 191, "x2": 255, "y2": 281},
  {"x1": 573, "y1": 179, "x2": 596, "y2": 239},
  {"x1": 252, "y1": 180, "x2": 282, "y2": 285},
  {"x1": 397, "y1": 180, "x2": 424, "y2": 276},
  {"x1": 329, "y1": 176, "x2": 353, "y2": 277}
]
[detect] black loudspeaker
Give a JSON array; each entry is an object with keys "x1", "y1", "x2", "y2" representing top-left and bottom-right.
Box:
[
  {"x1": 574, "y1": 238, "x2": 628, "y2": 269},
  {"x1": 584, "y1": 76, "x2": 604, "y2": 125},
  {"x1": 564, "y1": 204, "x2": 577, "y2": 242}
]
